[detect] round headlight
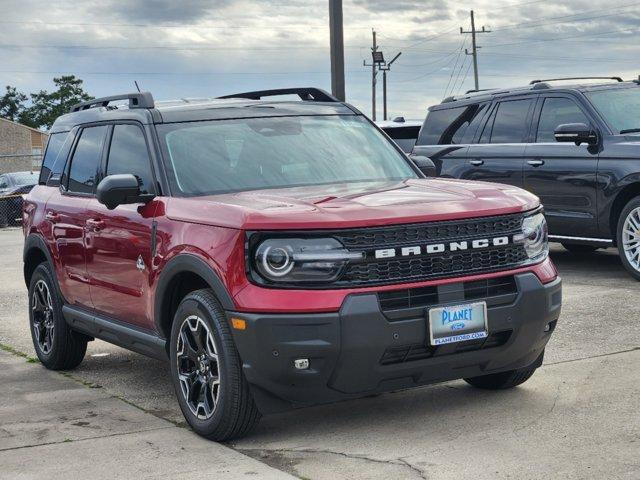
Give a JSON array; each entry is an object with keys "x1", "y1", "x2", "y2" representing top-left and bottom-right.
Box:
[
  {"x1": 261, "y1": 246, "x2": 294, "y2": 277},
  {"x1": 519, "y1": 212, "x2": 548, "y2": 260}
]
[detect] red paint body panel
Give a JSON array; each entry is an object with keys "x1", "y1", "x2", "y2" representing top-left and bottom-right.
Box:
[
  {"x1": 26, "y1": 176, "x2": 556, "y2": 334},
  {"x1": 165, "y1": 178, "x2": 539, "y2": 230}
]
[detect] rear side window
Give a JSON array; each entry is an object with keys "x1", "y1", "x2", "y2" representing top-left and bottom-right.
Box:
[
  {"x1": 40, "y1": 133, "x2": 65, "y2": 184},
  {"x1": 66, "y1": 126, "x2": 108, "y2": 194},
  {"x1": 484, "y1": 99, "x2": 534, "y2": 143},
  {"x1": 536, "y1": 97, "x2": 590, "y2": 143},
  {"x1": 417, "y1": 104, "x2": 485, "y2": 145},
  {"x1": 106, "y1": 124, "x2": 154, "y2": 194}
]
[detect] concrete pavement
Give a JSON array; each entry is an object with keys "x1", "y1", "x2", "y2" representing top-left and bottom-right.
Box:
[{"x1": 0, "y1": 350, "x2": 297, "y2": 480}]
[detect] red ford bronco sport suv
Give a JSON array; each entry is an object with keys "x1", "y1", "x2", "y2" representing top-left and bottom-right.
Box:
[{"x1": 23, "y1": 88, "x2": 561, "y2": 441}]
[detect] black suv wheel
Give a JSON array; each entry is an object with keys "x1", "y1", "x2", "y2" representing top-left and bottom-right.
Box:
[
  {"x1": 463, "y1": 352, "x2": 542, "y2": 390},
  {"x1": 169, "y1": 289, "x2": 260, "y2": 441},
  {"x1": 617, "y1": 196, "x2": 640, "y2": 281},
  {"x1": 28, "y1": 263, "x2": 87, "y2": 370}
]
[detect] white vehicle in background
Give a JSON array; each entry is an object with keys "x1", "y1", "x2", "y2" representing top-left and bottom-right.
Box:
[{"x1": 377, "y1": 117, "x2": 423, "y2": 153}]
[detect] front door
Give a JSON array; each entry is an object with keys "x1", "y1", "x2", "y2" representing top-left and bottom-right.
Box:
[
  {"x1": 524, "y1": 95, "x2": 600, "y2": 237},
  {"x1": 464, "y1": 98, "x2": 536, "y2": 188},
  {"x1": 85, "y1": 123, "x2": 158, "y2": 330},
  {"x1": 46, "y1": 125, "x2": 109, "y2": 308}
]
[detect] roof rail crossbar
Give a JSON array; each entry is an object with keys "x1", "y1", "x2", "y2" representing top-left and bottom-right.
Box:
[
  {"x1": 530, "y1": 76, "x2": 623, "y2": 85},
  {"x1": 70, "y1": 92, "x2": 155, "y2": 113},
  {"x1": 218, "y1": 87, "x2": 339, "y2": 102}
]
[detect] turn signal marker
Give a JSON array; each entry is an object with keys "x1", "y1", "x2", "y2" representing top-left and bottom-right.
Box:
[{"x1": 231, "y1": 318, "x2": 247, "y2": 330}]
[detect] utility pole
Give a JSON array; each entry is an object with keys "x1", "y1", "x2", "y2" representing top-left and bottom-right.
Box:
[
  {"x1": 328, "y1": 0, "x2": 345, "y2": 101},
  {"x1": 380, "y1": 52, "x2": 401, "y2": 120},
  {"x1": 363, "y1": 30, "x2": 383, "y2": 121},
  {"x1": 460, "y1": 10, "x2": 491, "y2": 91}
]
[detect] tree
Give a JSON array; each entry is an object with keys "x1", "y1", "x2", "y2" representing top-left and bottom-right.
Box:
[
  {"x1": 21, "y1": 76, "x2": 93, "y2": 129},
  {"x1": 0, "y1": 86, "x2": 27, "y2": 122}
]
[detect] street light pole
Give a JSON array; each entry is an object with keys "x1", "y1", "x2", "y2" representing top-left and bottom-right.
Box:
[
  {"x1": 328, "y1": 0, "x2": 345, "y2": 101},
  {"x1": 380, "y1": 52, "x2": 401, "y2": 121}
]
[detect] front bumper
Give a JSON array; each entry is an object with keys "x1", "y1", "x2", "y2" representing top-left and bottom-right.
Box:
[{"x1": 229, "y1": 272, "x2": 562, "y2": 414}]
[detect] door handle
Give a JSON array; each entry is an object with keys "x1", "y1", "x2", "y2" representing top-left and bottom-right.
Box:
[
  {"x1": 527, "y1": 159, "x2": 545, "y2": 167},
  {"x1": 86, "y1": 218, "x2": 105, "y2": 232},
  {"x1": 45, "y1": 211, "x2": 59, "y2": 222},
  {"x1": 470, "y1": 159, "x2": 484, "y2": 166}
]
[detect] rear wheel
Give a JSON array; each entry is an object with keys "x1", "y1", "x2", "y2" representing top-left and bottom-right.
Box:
[
  {"x1": 169, "y1": 289, "x2": 260, "y2": 441},
  {"x1": 28, "y1": 263, "x2": 87, "y2": 370},
  {"x1": 561, "y1": 243, "x2": 599, "y2": 254},
  {"x1": 464, "y1": 353, "x2": 542, "y2": 390},
  {"x1": 617, "y1": 197, "x2": 640, "y2": 281}
]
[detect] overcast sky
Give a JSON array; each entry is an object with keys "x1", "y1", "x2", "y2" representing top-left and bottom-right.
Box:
[{"x1": 1, "y1": 0, "x2": 638, "y2": 120}]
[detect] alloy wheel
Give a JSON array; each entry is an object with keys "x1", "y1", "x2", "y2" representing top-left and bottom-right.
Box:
[
  {"x1": 176, "y1": 315, "x2": 221, "y2": 420},
  {"x1": 32, "y1": 279, "x2": 54, "y2": 355},
  {"x1": 622, "y1": 207, "x2": 640, "y2": 272}
]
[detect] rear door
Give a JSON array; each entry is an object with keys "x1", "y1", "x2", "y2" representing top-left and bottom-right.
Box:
[
  {"x1": 465, "y1": 97, "x2": 536, "y2": 187},
  {"x1": 412, "y1": 102, "x2": 488, "y2": 178},
  {"x1": 85, "y1": 123, "x2": 158, "y2": 329},
  {"x1": 46, "y1": 125, "x2": 108, "y2": 308},
  {"x1": 523, "y1": 95, "x2": 599, "y2": 237}
]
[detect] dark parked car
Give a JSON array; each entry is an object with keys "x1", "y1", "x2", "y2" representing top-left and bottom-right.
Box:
[
  {"x1": 378, "y1": 117, "x2": 422, "y2": 153},
  {"x1": 23, "y1": 88, "x2": 560, "y2": 441},
  {"x1": 412, "y1": 76, "x2": 640, "y2": 279},
  {"x1": 0, "y1": 171, "x2": 38, "y2": 226}
]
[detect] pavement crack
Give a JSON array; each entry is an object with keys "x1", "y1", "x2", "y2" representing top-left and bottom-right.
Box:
[
  {"x1": 0, "y1": 425, "x2": 175, "y2": 452},
  {"x1": 240, "y1": 447, "x2": 428, "y2": 479},
  {"x1": 544, "y1": 346, "x2": 639, "y2": 366}
]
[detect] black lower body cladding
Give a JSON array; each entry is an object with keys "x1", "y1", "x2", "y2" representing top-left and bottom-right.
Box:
[{"x1": 229, "y1": 272, "x2": 562, "y2": 414}]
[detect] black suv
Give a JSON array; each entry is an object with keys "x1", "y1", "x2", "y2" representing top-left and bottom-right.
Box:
[{"x1": 412, "y1": 76, "x2": 640, "y2": 280}]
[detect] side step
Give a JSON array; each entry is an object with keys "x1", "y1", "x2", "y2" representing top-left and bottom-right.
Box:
[{"x1": 62, "y1": 305, "x2": 167, "y2": 361}]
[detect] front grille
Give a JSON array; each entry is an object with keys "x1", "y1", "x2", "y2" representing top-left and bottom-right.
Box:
[
  {"x1": 378, "y1": 276, "x2": 518, "y2": 312},
  {"x1": 331, "y1": 212, "x2": 527, "y2": 287},
  {"x1": 380, "y1": 330, "x2": 512, "y2": 366}
]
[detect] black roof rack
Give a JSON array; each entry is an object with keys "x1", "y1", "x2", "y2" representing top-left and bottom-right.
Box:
[
  {"x1": 218, "y1": 87, "x2": 339, "y2": 102},
  {"x1": 530, "y1": 76, "x2": 623, "y2": 85},
  {"x1": 70, "y1": 92, "x2": 155, "y2": 113}
]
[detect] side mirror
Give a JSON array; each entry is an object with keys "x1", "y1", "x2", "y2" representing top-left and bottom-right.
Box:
[
  {"x1": 96, "y1": 174, "x2": 154, "y2": 210},
  {"x1": 554, "y1": 123, "x2": 597, "y2": 146},
  {"x1": 410, "y1": 155, "x2": 437, "y2": 177}
]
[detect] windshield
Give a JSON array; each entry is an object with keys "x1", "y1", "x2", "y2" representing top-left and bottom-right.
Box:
[
  {"x1": 10, "y1": 172, "x2": 38, "y2": 186},
  {"x1": 157, "y1": 115, "x2": 417, "y2": 196},
  {"x1": 586, "y1": 87, "x2": 640, "y2": 134}
]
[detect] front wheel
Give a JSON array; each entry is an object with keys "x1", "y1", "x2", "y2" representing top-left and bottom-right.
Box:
[
  {"x1": 617, "y1": 197, "x2": 640, "y2": 281},
  {"x1": 169, "y1": 289, "x2": 260, "y2": 441}
]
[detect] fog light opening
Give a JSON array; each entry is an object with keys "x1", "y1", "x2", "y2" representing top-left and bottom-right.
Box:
[
  {"x1": 544, "y1": 320, "x2": 557, "y2": 333},
  {"x1": 294, "y1": 358, "x2": 310, "y2": 370}
]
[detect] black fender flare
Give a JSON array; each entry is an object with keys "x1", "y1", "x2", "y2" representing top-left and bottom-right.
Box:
[
  {"x1": 153, "y1": 253, "x2": 236, "y2": 336},
  {"x1": 23, "y1": 233, "x2": 55, "y2": 284}
]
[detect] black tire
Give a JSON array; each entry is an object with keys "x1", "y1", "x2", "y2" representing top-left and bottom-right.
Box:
[
  {"x1": 169, "y1": 289, "x2": 260, "y2": 441},
  {"x1": 561, "y1": 243, "x2": 599, "y2": 254},
  {"x1": 28, "y1": 262, "x2": 87, "y2": 370},
  {"x1": 616, "y1": 197, "x2": 640, "y2": 281},
  {"x1": 463, "y1": 353, "x2": 542, "y2": 390}
]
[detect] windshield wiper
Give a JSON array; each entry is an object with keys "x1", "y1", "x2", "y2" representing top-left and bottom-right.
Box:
[{"x1": 619, "y1": 128, "x2": 640, "y2": 134}]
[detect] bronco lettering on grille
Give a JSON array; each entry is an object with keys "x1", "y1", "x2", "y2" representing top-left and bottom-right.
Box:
[{"x1": 374, "y1": 236, "x2": 510, "y2": 259}]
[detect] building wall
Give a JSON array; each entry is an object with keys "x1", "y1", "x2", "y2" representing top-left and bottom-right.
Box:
[{"x1": 0, "y1": 118, "x2": 48, "y2": 174}]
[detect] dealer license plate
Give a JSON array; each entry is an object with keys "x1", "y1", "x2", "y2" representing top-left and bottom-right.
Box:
[{"x1": 428, "y1": 302, "x2": 488, "y2": 346}]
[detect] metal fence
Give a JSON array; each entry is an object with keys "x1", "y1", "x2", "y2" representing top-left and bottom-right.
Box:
[{"x1": 0, "y1": 154, "x2": 43, "y2": 228}]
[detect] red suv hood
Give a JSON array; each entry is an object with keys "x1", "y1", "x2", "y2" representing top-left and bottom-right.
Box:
[{"x1": 166, "y1": 179, "x2": 539, "y2": 230}]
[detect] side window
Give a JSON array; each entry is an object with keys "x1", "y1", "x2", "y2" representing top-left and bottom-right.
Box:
[
  {"x1": 106, "y1": 124, "x2": 154, "y2": 194},
  {"x1": 488, "y1": 99, "x2": 534, "y2": 143},
  {"x1": 39, "y1": 133, "x2": 67, "y2": 184},
  {"x1": 417, "y1": 104, "x2": 484, "y2": 145},
  {"x1": 66, "y1": 126, "x2": 108, "y2": 194},
  {"x1": 536, "y1": 97, "x2": 590, "y2": 143}
]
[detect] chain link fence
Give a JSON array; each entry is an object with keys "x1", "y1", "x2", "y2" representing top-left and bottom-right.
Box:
[{"x1": 0, "y1": 154, "x2": 43, "y2": 228}]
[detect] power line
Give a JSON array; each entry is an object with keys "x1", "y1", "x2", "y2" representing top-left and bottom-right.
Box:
[
  {"x1": 443, "y1": 38, "x2": 467, "y2": 98},
  {"x1": 486, "y1": 26, "x2": 638, "y2": 47}
]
